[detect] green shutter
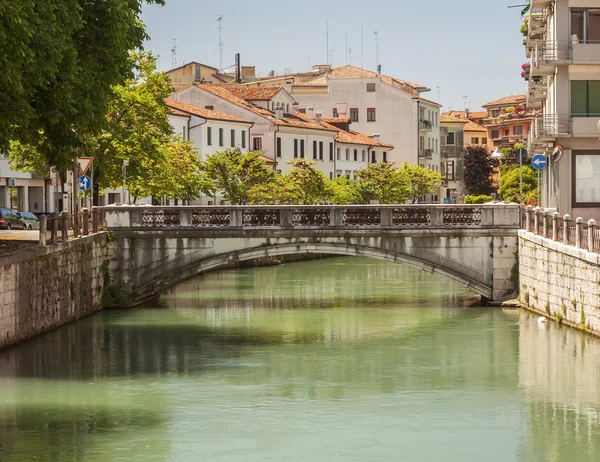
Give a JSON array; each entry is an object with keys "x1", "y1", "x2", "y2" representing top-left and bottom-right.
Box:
[
  {"x1": 588, "y1": 81, "x2": 600, "y2": 117},
  {"x1": 571, "y1": 81, "x2": 587, "y2": 116}
]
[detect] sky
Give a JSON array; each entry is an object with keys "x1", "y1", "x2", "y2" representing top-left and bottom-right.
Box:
[{"x1": 141, "y1": 0, "x2": 528, "y2": 112}]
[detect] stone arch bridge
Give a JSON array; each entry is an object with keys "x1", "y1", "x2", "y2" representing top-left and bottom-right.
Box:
[{"x1": 103, "y1": 205, "x2": 520, "y2": 304}]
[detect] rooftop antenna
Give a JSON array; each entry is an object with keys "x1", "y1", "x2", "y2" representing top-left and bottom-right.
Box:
[
  {"x1": 349, "y1": 48, "x2": 352, "y2": 65},
  {"x1": 171, "y1": 38, "x2": 177, "y2": 69},
  {"x1": 462, "y1": 95, "x2": 468, "y2": 109},
  {"x1": 326, "y1": 21, "x2": 329, "y2": 65},
  {"x1": 436, "y1": 86, "x2": 440, "y2": 103},
  {"x1": 217, "y1": 15, "x2": 224, "y2": 72},
  {"x1": 345, "y1": 35, "x2": 348, "y2": 65},
  {"x1": 374, "y1": 30, "x2": 380, "y2": 71}
]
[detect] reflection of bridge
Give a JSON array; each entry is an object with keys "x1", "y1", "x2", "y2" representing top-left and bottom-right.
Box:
[{"x1": 103, "y1": 205, "x2": 520, "y2": 304}]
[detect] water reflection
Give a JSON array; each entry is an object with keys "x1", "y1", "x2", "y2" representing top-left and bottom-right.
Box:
[{"x1": 0, "y1": 258, "x2": 598, "y2": 460}]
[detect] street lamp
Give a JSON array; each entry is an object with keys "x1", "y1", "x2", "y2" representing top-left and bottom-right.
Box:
[{"x1": 122, "y1": 159, "x2": 129, "y2": 205}]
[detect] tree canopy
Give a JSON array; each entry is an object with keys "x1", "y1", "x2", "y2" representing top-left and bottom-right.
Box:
[
  {"x1": 498, "y1": 164, "x2": 538, "y2": 205},
  {"x1": 397, "y1": 162, "x2": 443, "y2": 204},
  {"x1": 463, "y1": 146, "x2": 494, "y2": 196}
]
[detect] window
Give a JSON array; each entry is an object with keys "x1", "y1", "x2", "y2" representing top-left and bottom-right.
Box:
[
  {"x1": 319, "y1": 142, "x2": 324, "y2": 160},
  {"x1": 491, "y1": 130, "x2": 500, "y2": 139},
  {"x1": 242, "y1": 130, "x2": 246, "y2": 148},
  {"x1": 366, "y1": 83, "x2": 376, "y2": 92},
  {"x1": 446, "y1": 132, "x2": 455, "y2": 145},
  {"x1": 294, "y1": 139, "x2": 298, "y2": 158},
  {"x1": 350, "y1": 108, "x2": 359, "y2": 122},
  {"x1": 446, "y1": 161, "x2": 455, "y2": 181},
  {"x1": 574, "y1": 150, "x2": 600, "y2": 206},
  {"x1": 277, "y1": 137, "x2": 282, "y2": 158},
  {"x1": 253, "y1": 137, "x2": 262, "y2": 151},
  {"x1": 367, "y1": 108, "x2": 376, "y2": 122},
  {"x1": 313, "y1": 140, "x2": 317, "y2": 159},
  {"x1": 207, "y1": 127, "x2": 212, "y2": 146},
  {"x1": 337, "y1": 148, "x2": 341, "y2": 160},
  {"x1": 300, "y1": 139, "x2": 305, "y2": 158},
  {"x1": 482, "y1": 137, "x2": 488, "y2": 144},
  {"x1": 195, "y1": 65, "x2": 201, "y2": 81},
  {"x1": 329, "y1": 143, "x2": 333, "y2": 161},
  {"x1": 205, "y1": 105, "x2": 214, "y2": 110},
  {"x1": 371, "y1": 151, "x2": 376, "y2": 163},
  {"x1": 472, "y1": 137, "x2": 479, "y2": 145},
  {"x1": 219, "y1": 128, "x2": 224, "y2": 146},
  {"x1": 333, "y1": 108, "x2": 339, "y2": 117},
  {"x1": 504, "y1": 129, "x2": 510, "y2": 136},
  {"x1": 362, "y1": 150, "x2": 366, "y2": 162},
  {"x1": 571, "y1": 81, "x2": 600, "y2": 117},
  {"x1": 330, "y1": 172, "x2": 333, "y2": 179},
  {"x1": 491, "y1": 109, "x2": 500, "y2": 117},
  {"x1": 419, "y1": 136, "x2": 425, "y2": 150},
  {"x1": 383, "y1": 152, "x2": 387, "y2": 162},
  {"x1": 286, "y1": 103, "x2": 290, "y2": 113},
  {"x1": 346, "y1": 149, "x2": 350, "y2": 160},
  {"x1": 231, "y1": 129, "x2": 235, "y2": 147},
  {"x1": 513, "y1": 125, "x2": 523, "y2": 136},
  {"x1": 571, "y1": 9, "x2": 600, "y2": 43}
]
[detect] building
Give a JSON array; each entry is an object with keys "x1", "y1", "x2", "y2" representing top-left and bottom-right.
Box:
[
  {"x1": 287, "y1": 65, "x2": 441, "y2": 173},
  {"x1": 0, "y1": 156, "x2": 52, "y2": 213},
  {"x1": 523, "y1": 0, "x2": 600, "y2": 218},
  {"x1": 481, "y1": 95, "x2": 533, "y2": 156},
  {"x1": 241, "y1": 65, "x2": 331, "y2": 91},
  {"x1": 440, "y1": 117, "x2": 467, "y2": 202},
  {"x1": 443, "y1": 110, "x2": 488, "y2": 126},
  {"x1": 464, "y1": 120, "x2": 489, "y2": 149},
  {"x1": 166, "y1": 61, "x2": 235, "y2": 85}
]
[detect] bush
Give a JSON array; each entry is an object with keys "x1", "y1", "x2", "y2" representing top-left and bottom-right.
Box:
[{"x1": 464, "y1": 195, "x2": 492, "y2": 204}]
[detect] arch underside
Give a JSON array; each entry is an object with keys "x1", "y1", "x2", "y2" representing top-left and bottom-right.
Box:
[{"x1": 165, "y1": 242, "x2": 492, "y2": 300}]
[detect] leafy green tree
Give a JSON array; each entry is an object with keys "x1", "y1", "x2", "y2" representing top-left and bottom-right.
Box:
[
  {"x1": 2, "y1": 0, "x2": 164, "y2": 170},
  {"x1": 354, "y1": 162, "x2": 409, "y2": 204},
  {"x1": 205, "y1": 149, "x2": 275, "y2": 204},
  {"x1": 326, "y1": 176, "x2": 359, "y2": 205},
  {"x1": 397, "y1": 162, "x2": 442, "y2": 204},
  {"x1": 498, "y1": 164, "x2": 538, "y2": 205},
  {"x1": 463, "y1": 146, "x2": 494, "y2": 196}
]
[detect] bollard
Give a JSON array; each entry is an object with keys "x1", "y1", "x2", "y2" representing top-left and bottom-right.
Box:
[
  {"x1": 542, "y1": 210, "x2": 549, "y2": 237},
  {"x1": 576, "y1": 217, "x2": 583, "y2": 249},
  {"x1": 52, "y1": 212, "x2": 59, "y2": 243},
  {"x1": 526, "y1": 205, "x2": 533, "y2": 232},
  {"x1": 534, "y1": 207, "x2": 541, "y2": 235},
  {"x1": 61, "y1": 211, "x2": 69, "y2": 242},
  {"x1": 588, "y1": 219, "x2": 596, "y2": 252},
  {"x1": 39, "y1": 214, "x2": 47, "y2": 246},
  {"x1": 82, "y1": 208, "x2": 89, "y2": 236},
  {"x1": 91, "y1": 207, "x2": 98, "y2": 233},
  {"x1": 563, "y1": 214, "x2": 571, "y2": 244},
  {"x1": 552, "y1": 212, "x2": 560, "y2": 241}
]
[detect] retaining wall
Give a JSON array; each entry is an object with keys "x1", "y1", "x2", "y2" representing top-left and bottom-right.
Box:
[{"x1": 0, "y1": 233, "x2": 108, "y2": 350}]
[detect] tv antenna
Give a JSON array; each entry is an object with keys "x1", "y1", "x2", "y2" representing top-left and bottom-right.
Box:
[
  {"x1": 436, "y1": 86, "x2": 440, "y2": 103},
  {"x1": 217, "y1": 16, "x2": 224, "y2": 72},
  {"x1": 374, "y1": 30, "x2": 380, "y2": 71},
  {"x1": 462, "y1": 95, "x2": 468, "y2": 109},
  {"x1": 171, "y1": 38, "x2": 177, "y2": 69},
  {"x1": 326, "y1": 21, "x2": 329, "y2": 65}
]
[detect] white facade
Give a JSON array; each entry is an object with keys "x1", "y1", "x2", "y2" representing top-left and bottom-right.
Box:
[
  {"x1": 0, "y1": 156, "x2": 57, "y2": 213},
  {"x1": 525, "y1": 0, "x2": 600, "y2": 219},
  {"x1": 274, "y1": 127, "x2": 337, "y2": 176}
]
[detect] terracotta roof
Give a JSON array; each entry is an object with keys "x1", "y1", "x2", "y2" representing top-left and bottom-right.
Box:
[
  {"x1": 224, "y1": 86, "x2": 284, "y2": 101},
  {"x1": 443, "y1": 110, "x2": 488, "y2": 120},
  {"x1": 464, "y1": 121, "x2": 487, "y2": 132},
  {"x1": 322, "y1": 117, "x2": 350, "y2": 124},
  {"x1": 254, "y1": 71, "x2": 320, "y2": 81},
  {"x1": 317, "y1": 120, "x2": 393, "y2": 148},
  {"x1": 258, "y1": 155, "x2": 277, "y2": 165},
  {"x1": 482, "y1": 95, "x2": 526, "y2": 108},
  {"x1": 440, "y1": 116, "x2": 468, "y2": 124},
  {"x1": 165, "y1": 98, "x2": 253, "y2": 124}
]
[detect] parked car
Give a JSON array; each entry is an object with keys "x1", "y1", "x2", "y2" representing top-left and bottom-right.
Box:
[
  {"x1": 0, "y1": 208, "x2": 25, "y2": 230},
  {"x1": 18, "y1": 211, "x2": 40, "y2": 230}
]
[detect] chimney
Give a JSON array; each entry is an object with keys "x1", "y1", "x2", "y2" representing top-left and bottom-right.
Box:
[
  {"x1": 312, "y1": 64, "x2": 332, "y2": 74},
  {"x1": 336, "y1": 103, "x2": 348, "y2": 119},
  {"x1": 292, "y1": 102, "x2": 299, "y2": 112},
  {"x1": 372, "y1": 133, "x2": 380, "y2": 144},
  {"x1": 307, "y1": 106, "x2": 315, "y2": 119},
  {"x1": 274, "y1": 105, "x2": 284, "y2": 120},
  {"x1": 241, "y1": 65, "x2": 256, "y2": 82},
  {"x1": 316, "y1": 112, "x2": 322, "y2": 125},
  {"x1": 465, "y1": 108, "x2": 470, "y2": 119}
]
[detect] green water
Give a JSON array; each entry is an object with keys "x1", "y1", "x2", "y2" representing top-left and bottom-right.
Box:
[{"x1": 1, "y1": 257, "x2": 600, "y2": 461}]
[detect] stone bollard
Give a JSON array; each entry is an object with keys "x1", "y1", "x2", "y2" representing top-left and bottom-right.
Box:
[
  {"x1": 576, "y1": 217, "x2": 583, "y2": 249},
  {"x1": 534, "y1": 207, "x2": 541, "y2": 235},
  {"x1": 563, "y1": 214, "x2": 571, "y2": 244},
  {"x1": 91, "y1": 207, "x2": 98, "y2": 233},
  {"x1": 526, "y1": 205, "x2": 533, "y2": 232},
  {"x1": 552, "y1": 212, "x2": 560, "y2": 241},
  {"x1": 39, "y1": 214, "x2": 47, "y2": 246},
  {"x1": 61, "y1": 211, "x2": 69, "y2": 242},
  {"x1": 588, "y1": 219, "x2": 596, "y2": 252},
  {"x1": 82, "y1": 208, "x2": 89, "y2": 236},
  {"x1": 542, "y1": 210, "x2": 549, "y2": 237},
  {"x1": 52, "y1": 211, "x2": 59, "y2": 243}
]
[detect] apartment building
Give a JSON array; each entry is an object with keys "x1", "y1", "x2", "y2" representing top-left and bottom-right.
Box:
[
  {"x1": 166, "y1": 61, "x2": 234, "y2": 84},
  {"x1": 523, "y1": 0, "x2": 600, "y2": 218},
  {"x1": 481, "y1": 95, "x2": 533, "y2": 155},
  {"x1": 0, "y1": 156, "x2": 51, "y2": 213},
  {"x1": 288, "y1": 65, "x2": 441, "y2": 173}
]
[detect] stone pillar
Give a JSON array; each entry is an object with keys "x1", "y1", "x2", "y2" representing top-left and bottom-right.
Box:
[
  {"x1": 230, "y1": 208, "x2": 243, "y2": 227},
  {"x1": 430, "y1": 207, "x2": 443, "y2": 226},
  {"x1": 534, "y1": 207, "x2": 541, "y2": 234},
  {"x1": 380, "y1": 207, "x2": 392, "y2": 227},
  {"x1": 52, "y1": 212, "x2": 58, "y2": 243},
  {"x1": 542, "y1": 210, "x2": 549, "y2": 237},
  {"x1": 280, "y1": 208, "x2": 293, "y2": 228},
  {"x1": 563, "y1": 214, "x2": 570, "y2": 244},
  {"x1": 526, "y1": 205, "x2": 533, "y2": 232},
  {"x1": 82, "y1": 208, "x2": 89, "y2": 236},
  {"x1": 61, "y1": 211, "x2": 69, "y2": 242},
  {"x1": 331, "y1": 207, "x2": 344, "y2": 227},
  {"x1": 91, "y1": 207, "x2": 98, "y2": 233},
  {"x1": 22, "y1": 185, "x2": 29, "y2": 212},
  {"x1": 588, "y1": 219, "x2": 596, "y2": 252},
  {"x1": 552, "y1": 212, "x2": 560, "y2": 241},
  {"x1": 39, "y1": 214, "x2": 47, "y2": 246},
  {"x1": 180, "y1": 208, "x2": 192, "y2": 227},
  {"x1": 576, "y1": 217, "x2": 583, "y2": 249}
]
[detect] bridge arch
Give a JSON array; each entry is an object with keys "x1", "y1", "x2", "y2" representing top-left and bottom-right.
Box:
[{"x1": 155, "y1": 242, "x2": 492, "y2": 301}]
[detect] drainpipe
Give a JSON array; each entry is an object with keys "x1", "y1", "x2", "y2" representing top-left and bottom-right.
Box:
[{"x1": 273, "y1": 124, "x2": 279, "y2": 171}]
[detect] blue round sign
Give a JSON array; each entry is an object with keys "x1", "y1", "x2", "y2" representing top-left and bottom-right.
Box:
[
  {"x1": 79, "y1": 175, "x2": 91, "y2": 191},
  {"x1": 531, "y1": 154, "x2": 547, "y2": 170}
]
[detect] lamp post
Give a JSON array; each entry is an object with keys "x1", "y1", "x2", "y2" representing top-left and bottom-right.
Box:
[{"x1": 122, "y1": 159, "x2": 129, "y2": 205}]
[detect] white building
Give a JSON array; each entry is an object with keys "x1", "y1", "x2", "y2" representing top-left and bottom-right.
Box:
[
  {"x1": 286, "y1": 65, "x2": 441, "y2": 173},
  {"x1": 524, "y1": 0, "x2": 600, "y2": 218},
  {"x1": 0, "y1": 155, "x2": 55, "y2": 213}
]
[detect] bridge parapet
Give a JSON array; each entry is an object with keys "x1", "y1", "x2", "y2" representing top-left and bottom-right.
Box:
[{"x1": 101, "y1": 204, "x2": 520, "y2": 230}]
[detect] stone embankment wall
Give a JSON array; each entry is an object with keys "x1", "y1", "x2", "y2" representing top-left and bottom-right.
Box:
[
  {"x1": 519, "y1": 230, "x2": 600, "y2": 335},
  {"x1": 0, "y1": 233, "x2": 108, "y2": 350}
]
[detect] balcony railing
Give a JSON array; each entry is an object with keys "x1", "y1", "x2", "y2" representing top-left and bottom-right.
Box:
[
  {"x1": 532, "y1": 41, "x2": 572, "y2": 70},
  {"x1": 419, "y1": 120, "x2": 432, "y2": 132},
  {"x1": 419, "y1": 149, "x2": 433, "y2": 159},
  {"x1": 530, "y1": 115, "x2": 572, "y2": 140}
]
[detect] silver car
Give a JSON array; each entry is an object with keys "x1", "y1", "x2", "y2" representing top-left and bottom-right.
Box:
[{"x1": 17, "y1": 211, "x2": 40, "y2": 230}]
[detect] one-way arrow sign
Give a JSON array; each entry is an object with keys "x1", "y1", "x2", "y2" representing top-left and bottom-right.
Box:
[{"x1": 532, "y1": 154, "x2": 547, "y2": 170}]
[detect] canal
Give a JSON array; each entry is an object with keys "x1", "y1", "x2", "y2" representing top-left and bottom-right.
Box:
[{"x1": 1, "y1": 257, "x2": 599, "y2": 461}]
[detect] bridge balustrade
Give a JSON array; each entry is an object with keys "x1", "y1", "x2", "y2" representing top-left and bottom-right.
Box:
[{"x1": 101, "y1": 204, "x2": 520, "y2": 230}]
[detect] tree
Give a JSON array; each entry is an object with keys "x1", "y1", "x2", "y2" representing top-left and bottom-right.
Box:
[
  {"x1": 498, "y1": 164, "x2": 538, "y2": 205},
  {"x1": 327, "y1": 176, "x2": 359, "y2": 205},
  {"x1": 463, "y1": 146, "x2": 494, "y2": 196},
  {"x1": 2, "y1": 0, "x2": 164, "y2": 171},
  {"x1": 397, "y1": 162, "x2": 442, "y2": 204},
  {"x1": 354, "y1": 162, "x2": 409, "y2": 204},
  {"x1": 204, "y1": 149, "x2": 275, "y2": 204}
]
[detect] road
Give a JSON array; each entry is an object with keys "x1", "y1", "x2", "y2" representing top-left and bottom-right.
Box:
[{"x1": 0, "y1": 230, "x2": 39, "y2": 241}]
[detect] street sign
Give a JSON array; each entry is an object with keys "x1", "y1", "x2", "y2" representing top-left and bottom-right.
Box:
[
  {"x1": 443, "y1": 197, "x2": 450, "y2": 204},
  {"x1": 79, "y1": 175, "x2": 91, "y2": 191},
  {"x1": 77, "y1": 157, "x2": 94, "y2": 175},
  {"x1": 552, "y1": 145, "x2": 564, "y2": 163},
  {"x1": 516, "y1": 148, "x2": 528, "y2": 164},
  {"x1": 532, "y1": 154, "x2": 547, "y2": 170}
]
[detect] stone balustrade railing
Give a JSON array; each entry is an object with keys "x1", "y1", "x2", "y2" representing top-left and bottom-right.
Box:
[
  {"x1": 100, "y1": 204, "x2": 520, "y2": 230},
  {"x1": 523, "y1": 205, "x2": 600, "y2": 253}
]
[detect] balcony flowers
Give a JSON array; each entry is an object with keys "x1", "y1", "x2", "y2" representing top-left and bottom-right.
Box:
[{"x1": 521, "y1": 62, "x2": 531, "y2": 70}]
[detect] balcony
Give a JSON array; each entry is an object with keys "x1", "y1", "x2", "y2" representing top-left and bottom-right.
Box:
[
  {"x1": 530, "y1": 115, "x2": 572, "y2": 144},
  {"x1": 419, "y1": 149, "x2": 433, "y2": 159},
  {"x1": 531, "y1": 41, "x2": 571, "y2": 76},
  {"x1": 419, "y1": 120, "x2": 432, "y2": 132}
]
